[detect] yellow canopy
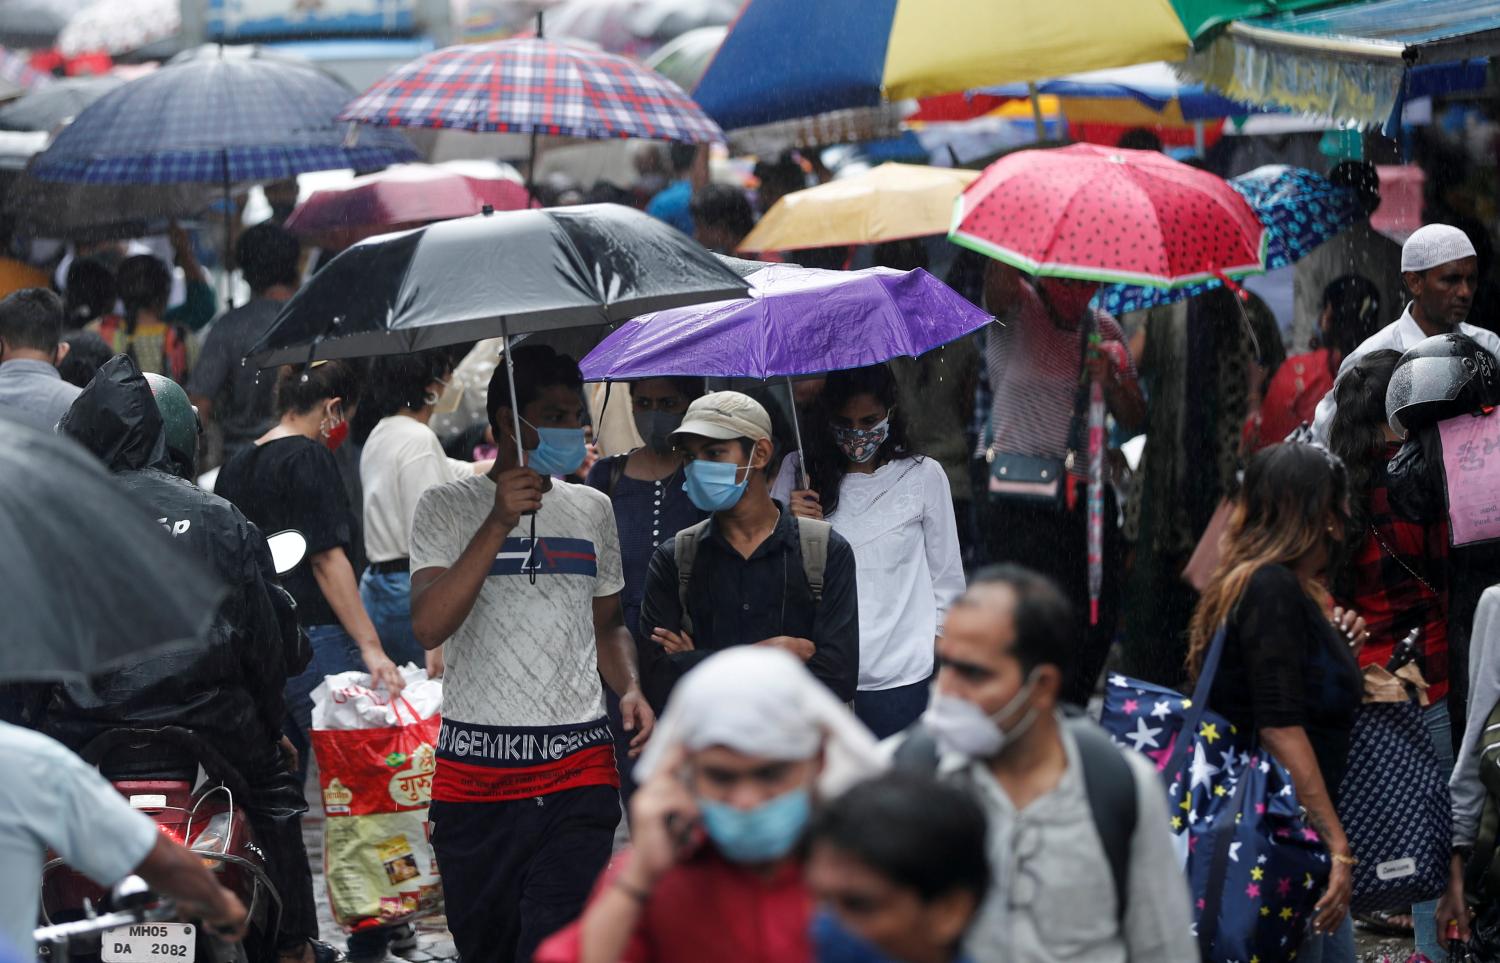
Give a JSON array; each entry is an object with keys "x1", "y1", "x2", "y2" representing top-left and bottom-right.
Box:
[
  {"x1": 738, "y1": 163, "x2": 979, "y2": 253},
  {"x1": 883, "y1": 0, "x2": 1192, "y2": 100}
]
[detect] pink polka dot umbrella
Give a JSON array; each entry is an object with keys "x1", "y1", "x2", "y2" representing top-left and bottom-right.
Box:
[{"x1": 949, "y1": 144, "x2": 1268, "y2": 289}]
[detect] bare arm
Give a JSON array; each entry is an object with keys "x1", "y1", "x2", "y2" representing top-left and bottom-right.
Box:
[
  {"x1": 309, "y1": 546, "x2": 403, "y2": 692},
  {"x1": 1261, "y1": 725, "x2": 1352, "y2": 933},
  {"x1": 136, "y1": 835, "x2": 247, "y2": 939},
  {"x1": 410, "y1": 467, "x2": 541, "y2": 650},
  {"x1": 594, "y1": 594, "x2": 654, "y2": 755}
]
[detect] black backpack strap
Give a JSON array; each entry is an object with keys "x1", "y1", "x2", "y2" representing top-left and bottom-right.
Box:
[
  {"x1": 605, "y1": 455, "x2": 627, "y2": 499},
  {"x1": 890, "y1": 726, "x2": 942, "y2": 774},
  {"x1": 1067, "y1": 717, "x2": 1137, "y2": 924},
  {"x1": 673, "y1": 520, "x2": 711, "y2": 638}
]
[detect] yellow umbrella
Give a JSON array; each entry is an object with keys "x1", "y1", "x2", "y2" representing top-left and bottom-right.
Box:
[
  {"x1": 883, "y1": 0, "x2": 1191, "y2": 100},
  {"x1": 738, "y1": 163, "x2": 979, "y2": 253}
]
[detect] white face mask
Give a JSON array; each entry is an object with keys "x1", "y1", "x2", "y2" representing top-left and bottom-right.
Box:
[{"x1": 921, "y1": 672, "x2": 1041, "y2": 759}]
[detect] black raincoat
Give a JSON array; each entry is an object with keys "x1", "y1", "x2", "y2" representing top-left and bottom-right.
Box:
[
  {"x1": 47, "y1": 356, "x2": 320, "y2": 949},
  {"x1": 46, "y1": 355, "x2": 307, "y2": 758}
]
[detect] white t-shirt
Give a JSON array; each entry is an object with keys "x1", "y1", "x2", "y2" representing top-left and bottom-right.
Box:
[
  {"x1": 774, "y1": 453, "x2": 965, "y2": 690},
  {"x1": 1, "y1": 722, "x2": 160, "y2": 956},
  {"x1": 409, "y1": 475, "x2": 624, "y2": 728},
  {"x1": 361, "y1": 415, "x2": 474, "y2": 563}
]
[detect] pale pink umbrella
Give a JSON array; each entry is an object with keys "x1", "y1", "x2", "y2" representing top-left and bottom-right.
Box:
[{"x1": 283, "y1": 163, "x2": 534, "y2": 251}]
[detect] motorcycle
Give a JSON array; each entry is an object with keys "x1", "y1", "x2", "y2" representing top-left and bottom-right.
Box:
[{"x1": 37, "y1": 531, "x2": 308, "y2": 963}]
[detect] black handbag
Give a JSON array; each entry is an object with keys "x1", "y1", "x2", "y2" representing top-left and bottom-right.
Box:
[{"x1": 985, "y1": 318, "x2": 1091, "y2": 508}]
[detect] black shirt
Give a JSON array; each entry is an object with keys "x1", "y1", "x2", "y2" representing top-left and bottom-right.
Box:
[
  {"x1": 638, "y1": 503, "x2": 859, "y2": 709},
  {"x1": 216, "y1": 435, "x2": 353, "y2": 628},
  {"x1": 1208, "y1": 564, "x2": 1362, "y2": 792}
]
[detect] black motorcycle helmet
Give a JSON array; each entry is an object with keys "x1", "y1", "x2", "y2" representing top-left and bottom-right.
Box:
[
  {"x1": 144, "y1": 372, "x2": 201, "y2": 479},
  {"x1": 1386, "y1": 333, "x2": 1500, "y2": 435}
]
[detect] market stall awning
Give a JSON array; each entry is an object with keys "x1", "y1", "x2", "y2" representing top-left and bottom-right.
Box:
[{"x1": 1180, "y1": 0, "x2": 1499, "y2": 127}]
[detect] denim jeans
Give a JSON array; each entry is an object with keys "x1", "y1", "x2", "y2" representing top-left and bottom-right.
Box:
[
  {"x1": 359, "y1": 569, "x2": 427, "y2": 669},
  {"x1": 1297, "y1": 915, "x2": 1354, "y2": 963},
  {"x1": 282, "y1": 622, "x2": 364, "y2": 787},
  {"x1": 1413, "y1": 699, "x2": 1456, "y2": 958}
]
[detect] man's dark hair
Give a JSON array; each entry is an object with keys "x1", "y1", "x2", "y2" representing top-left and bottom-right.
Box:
[
  {"x1": 690, "y1": 184, "x2": 755, "y2": 240},
  {"x1": 236, "y1": 222, "x2": 302, "y2": 294},
  {"x1": 115, "y1": 255, "x2": 172, "y2": 321},
  {"x1": 1116, "y1": 128, "x2": 1163, "y2": 153},
  {"x1": 808, "y1": 772, "x2": 990, "y2": 907},
  {"x1": 274, "y1": 359, "x2": 364, "y2": 416},
  {"x1": 1329, "y1": 160, "x2": 1381, "y2": 217},
  {"x1": 486, "y1": 344, "x2": 583, "y2": 436},
  {"x1": 63, "y1": 257, "x2": 116, "y2": 329},
  {"x1": 57, "y1": 330, "x2": 112, "y2": 388},
  {"x1": 964, "y1": 563, "x2": 1076, "y2": 673},
  {"x1": 668, "y1": 143, "x2": 697, "y2": 175},
  {"x1": 0, "y1": 287, "x2": 65, "y2": 353}
]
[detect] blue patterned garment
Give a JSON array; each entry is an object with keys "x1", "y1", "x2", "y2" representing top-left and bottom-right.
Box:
[
  {"x1": 31, "y1": 55, "x2": 417, "y2": 185},
  {"x1": 1101, "y1": 671, "x2": 1332, "y2": 963},
  {"x1": 1097, "y1": 165, "x2": 1363, "y2": 316}
]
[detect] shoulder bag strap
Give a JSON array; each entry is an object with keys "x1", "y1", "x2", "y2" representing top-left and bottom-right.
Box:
[{"x1": 1162, "y1": 624, "x2": 1229, "y2": 786}]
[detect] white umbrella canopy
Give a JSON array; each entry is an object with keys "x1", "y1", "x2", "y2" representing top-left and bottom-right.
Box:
[{"x1": 58, "y1": 0, "x2": 179, "y2": 56}]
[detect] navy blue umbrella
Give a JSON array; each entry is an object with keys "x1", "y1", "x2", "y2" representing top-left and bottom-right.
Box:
[
  {"x1": 1097, "y1": 165, "x2": 1363, "y2": 316},
  {"x1": 28, "y1": 47, "x2": 418, "y2": 187}
]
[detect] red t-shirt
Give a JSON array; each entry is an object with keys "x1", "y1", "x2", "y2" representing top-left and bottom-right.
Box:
[
  {"x1": 534, "y1": 847, "x2": 812, "y2": 963},
  {"x1": 1252, "y1": 349, "x2": 1336, "y2": 451}
]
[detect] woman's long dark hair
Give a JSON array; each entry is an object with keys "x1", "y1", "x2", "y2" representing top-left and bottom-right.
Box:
[
  {"x1": 1186, "y1": 442, "x2": 1349, "y2": 678},
  {"x1": 803, "y1": 364, "x2": 914, "y2": 518},
  {"x1": 1327, "y1": 349, "x2": 1403, "y2": 591}
]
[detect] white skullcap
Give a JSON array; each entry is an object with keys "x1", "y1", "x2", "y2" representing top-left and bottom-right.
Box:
[
  {"x1": 1402, "y1": 224, "x2": 1477, "y2": 273},
  {"x1": 634, "y1": 647, "x2": 886, "y2": 796}
]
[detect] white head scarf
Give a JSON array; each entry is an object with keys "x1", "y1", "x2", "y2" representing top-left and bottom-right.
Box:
[
  {"x1": 1401, "y1": 224, "x2": 1477, "y2": 273},
  {"x1": 634, "y1": 647, "x2": 887, "y2": 796}
]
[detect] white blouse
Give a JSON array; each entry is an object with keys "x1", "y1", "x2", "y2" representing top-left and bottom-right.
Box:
[{"x1": 774, "y1": 452, "x2": 965, "y2": 690}]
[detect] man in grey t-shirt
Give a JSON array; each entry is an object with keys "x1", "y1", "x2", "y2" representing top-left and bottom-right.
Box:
[
  {"x1": 0, "y1": 288, "x2": 80, "y2": 432},
  {"x1": 189, "y1": 224, "x2": 301, "y2": 458}
]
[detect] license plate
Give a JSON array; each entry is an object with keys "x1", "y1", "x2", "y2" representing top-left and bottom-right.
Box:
[{"x1": 102, "y1": 923, "x2": 196, "y2": 963}]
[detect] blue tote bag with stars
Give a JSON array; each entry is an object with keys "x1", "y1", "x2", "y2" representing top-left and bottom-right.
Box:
[{"x1": 1101, "y1": 627, "x2": 1331, "y2": 962}]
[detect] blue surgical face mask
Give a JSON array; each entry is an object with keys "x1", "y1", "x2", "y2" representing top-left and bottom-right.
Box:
[
  {"x1": 697, "y1": 785, "x2": 811, "y2": 864},
  {"x1": 809, "y1": 909, "x2": 891, "y2": 963},
  {"x1": 684, "y1": 458, "x2": 750, "y2": 512},
  {"x1": 522, "y1": 419, "x2": 588, "y2": 477}
]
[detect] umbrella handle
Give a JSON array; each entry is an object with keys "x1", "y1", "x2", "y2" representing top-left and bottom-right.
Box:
[
  {"x1": 785, "y1": 376, "x2": 808, "y2": 490},
  {"x1": 501, "y1": 321, "x2": 526, "y2": 469}
]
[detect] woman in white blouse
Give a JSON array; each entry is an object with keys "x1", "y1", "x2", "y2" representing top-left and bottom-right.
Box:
[
  {"x1": 775, "y1": 363, "x2": 966, "y2": 737},
  {"x1": 360, "y1": 347, "x2": 491, "y2": 677}
]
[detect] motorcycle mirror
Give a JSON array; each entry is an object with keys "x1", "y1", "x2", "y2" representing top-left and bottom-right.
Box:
[
  {"x1": 266, "y1": 529, "x2": 308, "y2": 576},
  {"x1": 109, "y1": 875, "x2": 153, "y2": 912}
]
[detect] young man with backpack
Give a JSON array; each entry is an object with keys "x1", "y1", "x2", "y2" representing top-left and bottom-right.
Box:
[
  {"x1": 893, "y1": 564, "x2": 1196, "y2": 962},
  {"x1": 637, "y1": 391, "x2": 859, "y2": 711}
]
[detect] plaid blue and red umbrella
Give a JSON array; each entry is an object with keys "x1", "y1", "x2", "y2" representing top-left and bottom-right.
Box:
[{"x1": 338, "y1": 37, "x2": 722, "y2": 144}]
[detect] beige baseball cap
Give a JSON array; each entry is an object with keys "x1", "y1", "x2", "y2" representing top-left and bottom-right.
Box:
[{"x1": 672, "y1": 390, "x2": 773, "y2": 443}]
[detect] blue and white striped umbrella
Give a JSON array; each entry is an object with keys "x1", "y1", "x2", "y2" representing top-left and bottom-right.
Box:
[
  {"x1": 29, "y1": 49, "x2": 418, "y2": 186},
  {"x1": 1097, "y1": 165, "x2": 1363, "y2": 316}
]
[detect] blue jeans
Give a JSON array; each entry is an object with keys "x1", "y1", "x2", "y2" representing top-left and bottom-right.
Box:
[
  {"x1": 853, "y1": 675, "x2": 933, "y2": 740},
  {"x1": 1413, "y1": 699, "x2": 1456, "y2": 958},
  {"x1": 1297, "y1": 915, "x2": 1354, "y2": 963},
  {"x1": 283, "y1": 622, "x2": 364, "y2": 787},
  {"x1": 359, "y1": 569, "x2": 427, "y2": 669}
]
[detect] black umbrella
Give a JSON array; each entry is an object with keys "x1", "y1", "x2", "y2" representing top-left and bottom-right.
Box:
[
  {"x1": 0, "y1": 415, "x2": 224, "y2": 682},
  {"x1": 7, "y1": 168, "x2": 225, "y2": 241},
  {"x1": 247, "y1": 202, "x2": 749, "y2": 465},
  {"x1": 0, "y1": 75, "x2": 124, "y2": 132}
]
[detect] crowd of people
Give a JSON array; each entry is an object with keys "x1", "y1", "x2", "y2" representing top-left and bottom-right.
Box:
[{"x1": 3, "y1": 143, "x2": 1500, "y2": 963}]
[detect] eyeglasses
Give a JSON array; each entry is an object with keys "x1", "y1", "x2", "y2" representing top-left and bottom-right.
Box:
[{"x1": 1007, "y1": 821, "x2": 1044, "y2": 912}]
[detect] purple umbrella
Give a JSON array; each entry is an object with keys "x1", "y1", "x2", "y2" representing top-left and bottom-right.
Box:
[{"x1": 580, "y1": 263, "x2": 992, "y2": 483}]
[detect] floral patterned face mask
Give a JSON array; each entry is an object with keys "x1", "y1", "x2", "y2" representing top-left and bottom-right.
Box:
[{"x1": 831, "y1": 415, "x2": 891, "y2": 464}]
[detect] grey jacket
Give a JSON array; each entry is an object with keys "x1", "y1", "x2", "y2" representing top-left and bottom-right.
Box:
[{"x1": 1452, "y1": 586, "x2": 1500, "y2": 846}]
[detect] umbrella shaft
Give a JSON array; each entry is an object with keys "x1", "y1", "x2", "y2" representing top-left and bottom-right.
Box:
[{"x1": 502, "y1": 320, "x2": 525, "y2": 467}]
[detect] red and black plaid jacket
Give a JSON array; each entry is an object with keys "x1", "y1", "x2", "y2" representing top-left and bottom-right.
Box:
[{"x1": 1341, "y1": 472, "x2": 1450, "y2": 701}]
